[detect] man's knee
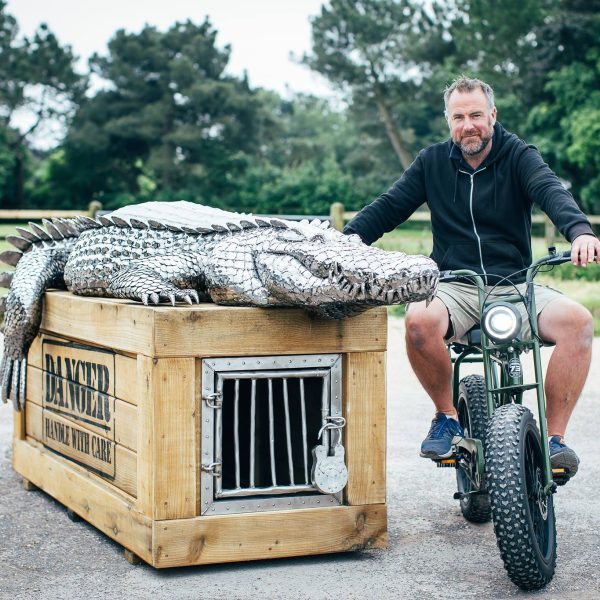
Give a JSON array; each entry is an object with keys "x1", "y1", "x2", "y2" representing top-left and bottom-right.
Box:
[
  {"x1": 405, "y1": 301, "x2": 448, "y2": 350},
  {"x1": 540, "y1": 300, "x2": 594, "y2": 347},
  {"x1": 569, "y1": 306, "x2": 594, "y2": 348}
]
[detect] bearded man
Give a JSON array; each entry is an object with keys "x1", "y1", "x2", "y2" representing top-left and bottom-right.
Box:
[{"x1": 344, "y1": 76, "x2": 599, "y2": 481}]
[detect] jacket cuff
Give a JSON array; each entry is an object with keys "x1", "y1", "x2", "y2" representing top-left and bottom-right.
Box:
[
  {"x1": 569, "y1": 224, "x2": 596, "y2": 242},
  {"x1": 342, "y1": 225, "x2": 369, "y2": 244}
]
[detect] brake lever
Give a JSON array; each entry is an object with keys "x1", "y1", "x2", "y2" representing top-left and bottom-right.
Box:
[{"x1": 439, "y1": 270, "x2": 458, "y2": 282}]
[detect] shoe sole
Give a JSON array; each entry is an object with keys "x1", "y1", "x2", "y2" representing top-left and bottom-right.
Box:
[
  {"x1": 420, "y1": 435, "x2": 464, "y2": 460},
  {"x1": 551, "y1": 448, "x2": 579, "y2": 478}
]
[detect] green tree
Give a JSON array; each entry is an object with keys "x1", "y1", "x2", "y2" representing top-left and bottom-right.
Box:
[
  {"x1": 305, "y1": 0, "x2": 455, "y2": 169},
  {"x1": 526, "y1": 49, "x2": 600, "y2": 213},
  {"x1": 48, "y1": 19, "x2": 275, "y2": 210},
  {"x1": 0, "y1": 1, "x2": 84, "y2": 207}
]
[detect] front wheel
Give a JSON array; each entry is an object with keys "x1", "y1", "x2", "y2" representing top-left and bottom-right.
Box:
[{"x1": 486, "y1": 404, "x2": 556, "y2": 590}]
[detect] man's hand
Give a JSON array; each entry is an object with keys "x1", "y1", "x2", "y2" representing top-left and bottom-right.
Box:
[{"x1": 571, "y1": 234, "x2": 600, "y2": 267}]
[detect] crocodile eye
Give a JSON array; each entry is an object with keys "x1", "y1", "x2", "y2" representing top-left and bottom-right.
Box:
[{"x1": 276, "y1": 229, "x2": 307, "y2": 242}]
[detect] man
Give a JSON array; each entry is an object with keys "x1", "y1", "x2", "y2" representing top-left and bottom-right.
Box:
[{"x1": 344, "y1": 76, "x2": 599, "y2": 480}]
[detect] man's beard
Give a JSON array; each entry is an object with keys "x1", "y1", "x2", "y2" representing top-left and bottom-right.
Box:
[{"x1": 456, "y1": 131, "x2": 492, "y2": 156}]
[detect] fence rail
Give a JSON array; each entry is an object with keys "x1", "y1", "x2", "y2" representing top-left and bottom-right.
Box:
[
  {"x1": 328, "y1": 202, "x2": 600, "y2": 247},
  {"x1": 0, "y1": 202, "x2": 103, "y2": 241},
  {"x1": 2, "y1": 200, "x2": 598, "y2": 247}
]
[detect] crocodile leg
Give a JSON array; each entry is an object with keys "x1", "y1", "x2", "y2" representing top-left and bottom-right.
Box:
[
  {"x1": 1, "y1": 248, "x2": 69, "y2": 410},
  {"x1": 103, "y1": 254, "x2": 208, "y2": 305}
]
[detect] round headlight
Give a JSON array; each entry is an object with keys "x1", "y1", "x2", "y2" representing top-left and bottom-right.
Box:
[{"x1": 482, "y1": 302, "x2": 522, "y2": 343}]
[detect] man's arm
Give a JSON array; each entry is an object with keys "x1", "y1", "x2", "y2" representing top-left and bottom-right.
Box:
[
  {"x1": 343, "y1": 154, "x2": 427, "y2": 245},
  {"x1": 518, "y1": 146, "x2": 599, "y2": 266}
]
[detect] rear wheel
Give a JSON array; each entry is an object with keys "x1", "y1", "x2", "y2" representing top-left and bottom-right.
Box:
[
  {"x1": 486, "y1": 404, "x2": 556, "y2": 590},
  {"x1": 455, "y1": 375, "x2": 491, "y2": 523}
]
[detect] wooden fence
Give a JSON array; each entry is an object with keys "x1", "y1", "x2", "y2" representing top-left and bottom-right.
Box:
[
  {"x1": 0, "y1": 201, "x2": 102, "y2": 241},
  {"x1": 328, "y1": 202, "x2": 600, "y2": 247}
]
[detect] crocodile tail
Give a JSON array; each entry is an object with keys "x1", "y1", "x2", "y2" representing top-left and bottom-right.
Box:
[{"x1": 0, "y1": 217, "x2": 96, "y2": 411}]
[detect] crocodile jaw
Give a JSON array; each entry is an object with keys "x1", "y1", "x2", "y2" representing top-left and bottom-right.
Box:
[{"x1": 253, "y1": 250, "x2": 438, "y2": 307}]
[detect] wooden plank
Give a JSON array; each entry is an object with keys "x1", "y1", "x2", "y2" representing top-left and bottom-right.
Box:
[
  {"x1": 28, "y1": 333, "x2": 138, "y2": 405},
  {"x1": 26, "y1": 365, "x2": 137, "y2": 451},
  {"x1": 25, "y1": 401, "x2": 137, "y2": 497},
  {"x1": 136, "y1": 356, "x2": 154, "y2": 518},
  {"x1": 114, "y1": 353, "x2": 138, "y2": 406},
  {"x1": 152, "y1": 304, "x2": 387, "y2": 357},
  {"x1": 13, "y1": 403, "x2": 25, "y2": 441},
  {"x1": 153, "y1": 504, "x2": 387, "y2": 567},
  {"x1": 39, "y1": 291, "x2": 387, "y2": 357},
  {"x1": 40, "y1": 292, "x2": 155, "y2": 356},
  {"x1": 12, "y1": 438, "x2": 152, "y2": 562},
  {"x1": 142, "y1": 356, "x2": 197, "y2": 520},
  {"x1": 0, "y1": 209, "x2": 91, "y2": 220},
  {"x1": 343, "y1": 352, "x2": 387, "y2": 505}
]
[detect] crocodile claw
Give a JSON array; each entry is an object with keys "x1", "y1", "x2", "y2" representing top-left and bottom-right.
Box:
[{"x1": 0, "y1": 356, "x2": 27, "y2": 411}]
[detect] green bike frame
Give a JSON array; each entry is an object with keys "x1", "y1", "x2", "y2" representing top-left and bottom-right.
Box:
[{"x1": 450, "y1": 253, "x2": 560, "y2": 496}]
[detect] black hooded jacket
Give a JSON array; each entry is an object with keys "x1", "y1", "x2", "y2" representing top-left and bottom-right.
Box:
[{"x1": 344, "y1": 123, "x2": 594, "y2": 284}]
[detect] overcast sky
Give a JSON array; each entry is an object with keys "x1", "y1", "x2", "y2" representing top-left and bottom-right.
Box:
[{"x1": 6, "y1": 0, "x2": 335, "y2": 97}]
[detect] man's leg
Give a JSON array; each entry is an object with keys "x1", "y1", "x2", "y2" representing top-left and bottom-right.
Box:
[
  {"x1": 537, "y1": 297, "x2": 594, "y2": 437},
  {"x1": 405, "y1": 298, "x2": 456, "y2": 418}
]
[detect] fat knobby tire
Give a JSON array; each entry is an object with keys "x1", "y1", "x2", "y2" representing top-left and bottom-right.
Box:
[
  {"x1": 456, "y1": 375, "x2": 491, "y2": 523},
  {"x1": 486, "y1": 403, "x2": 556, "y2": 590}
]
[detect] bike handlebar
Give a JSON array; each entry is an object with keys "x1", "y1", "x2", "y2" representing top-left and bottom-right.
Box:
[
  {"x1": 537, "y1": 250, "x2": 571, "y2": 266},
  {"x1": 438, "y1": 250, "x2": 573, "y2": 285}
]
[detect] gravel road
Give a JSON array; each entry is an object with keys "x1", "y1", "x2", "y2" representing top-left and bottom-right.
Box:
[{"x1": 1, "y1": 320, "x2": 599, "y2": 600}]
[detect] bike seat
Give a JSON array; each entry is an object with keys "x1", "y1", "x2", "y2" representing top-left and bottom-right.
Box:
[{"x1": 449, "y1": 325, "x2": 482, "y2": 353}]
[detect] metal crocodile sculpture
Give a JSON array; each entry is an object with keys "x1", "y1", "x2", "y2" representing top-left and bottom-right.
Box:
[{"x1": 0, "y1": 201, "x2": 439, "y2": 409}]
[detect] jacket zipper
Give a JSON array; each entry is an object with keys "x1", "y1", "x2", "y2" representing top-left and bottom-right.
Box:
[{"x1": 458, "y1": 167, "x2": 487, "y2": 283}]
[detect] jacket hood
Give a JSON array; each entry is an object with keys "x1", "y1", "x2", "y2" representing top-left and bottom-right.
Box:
[{"x1": 448, "y1": 122, "x2": 521, "y2": 209}]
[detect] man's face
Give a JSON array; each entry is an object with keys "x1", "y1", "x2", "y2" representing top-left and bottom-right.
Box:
[{"x1": 446, "y1": 88, "x2": 496, "y2": 156}]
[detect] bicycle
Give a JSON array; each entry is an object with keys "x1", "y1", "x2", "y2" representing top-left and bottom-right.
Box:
[{"x1": 433, "y1": 247, "x2": 575, "y2": 590}]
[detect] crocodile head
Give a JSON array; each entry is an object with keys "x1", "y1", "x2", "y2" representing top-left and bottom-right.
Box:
[{"x1": 206, "y1": 222, "x2": 438, "y2": 318}]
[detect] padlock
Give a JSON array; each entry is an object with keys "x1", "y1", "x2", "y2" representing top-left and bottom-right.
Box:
[{"x1": 311, "y1": 442, "x2": 348, "y2": 494}]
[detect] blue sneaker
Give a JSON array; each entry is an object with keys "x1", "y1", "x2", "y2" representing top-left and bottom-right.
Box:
[
  {"x1": 549, "y1": 436, "x2": 579, "y2": 481},
  {"x1": 420, "y1": 412, "x2": 464, "y2": 459}
]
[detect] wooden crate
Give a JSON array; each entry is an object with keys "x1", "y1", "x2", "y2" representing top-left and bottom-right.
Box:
[{"x1": 13, "y1": 290, "x2": 387, "y2": 568}]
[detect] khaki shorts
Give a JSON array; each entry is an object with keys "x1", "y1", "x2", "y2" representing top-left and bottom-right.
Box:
[{"x1": 432, "y1": 281, "x2": 563, "y2": 344}]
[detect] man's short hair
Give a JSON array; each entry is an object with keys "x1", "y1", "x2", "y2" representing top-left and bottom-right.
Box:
[{"x1": 443, "y1": 76, "x2": 495, "y2": 114}]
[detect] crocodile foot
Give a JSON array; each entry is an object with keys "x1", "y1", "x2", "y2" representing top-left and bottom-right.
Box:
[
  {"x1": 140, "y1": 287, "x2": 200, "y2": 306},
  {"x1": 106, "y1": 265, "x2": 203, "y2": 306}
]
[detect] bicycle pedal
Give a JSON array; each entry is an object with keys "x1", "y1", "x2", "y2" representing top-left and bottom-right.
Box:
[
  {"x1": 552, "y1": 467, "x2": 571, "y2": 486},
  {"x1": 434, "y1": 458, "x2": 457, "y2": 468}
]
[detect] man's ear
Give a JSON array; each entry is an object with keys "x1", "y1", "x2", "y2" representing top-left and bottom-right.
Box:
[{"x1": 491, "y1": 106, "x2": 497, "y2": 125}]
